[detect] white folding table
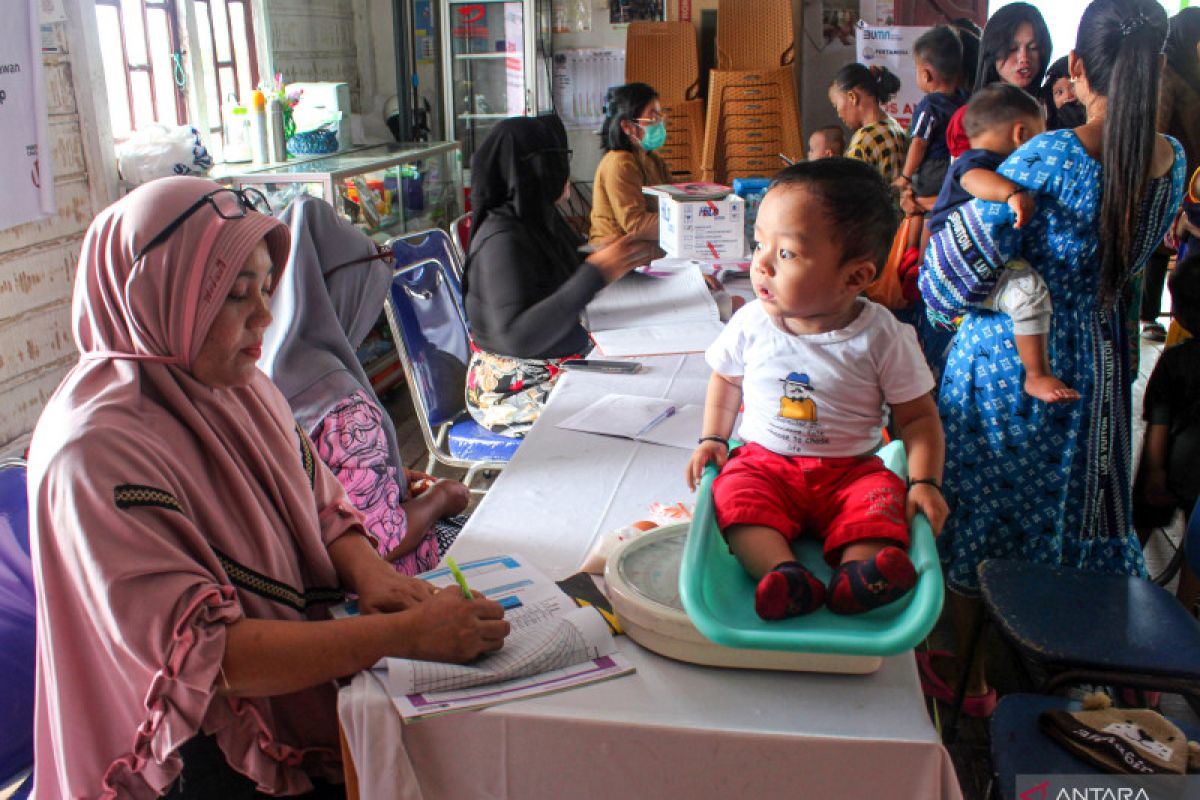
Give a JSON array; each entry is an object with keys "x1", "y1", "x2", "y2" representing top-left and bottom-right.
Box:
[{"x1": 338, "y1": 354, "x2": 962, "y2": 800}]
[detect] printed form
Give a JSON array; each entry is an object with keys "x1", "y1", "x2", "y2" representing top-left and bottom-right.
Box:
[{"x1": 379, "y1": 555, "x2": 635, "y2": 720}]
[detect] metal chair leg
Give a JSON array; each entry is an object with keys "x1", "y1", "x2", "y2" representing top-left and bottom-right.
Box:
[{"x1": 463, "y1": 463, "x2": 482, "y2": 489}]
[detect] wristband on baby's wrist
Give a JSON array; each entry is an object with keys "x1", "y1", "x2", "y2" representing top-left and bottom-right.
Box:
[
  {"x1": 697, "y1": 435, "x2": 728, "y2": 447},
  {"x1": 907, "y1": 477, "x2": 942, "y2": 493}
]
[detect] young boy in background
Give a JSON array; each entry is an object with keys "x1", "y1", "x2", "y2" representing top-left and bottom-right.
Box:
[
  {"x1": 924, "y1": 82, "x2": 1078, "y2": 403},
  {"x1": 807, "y1": 125, "x2": 846, "y2": 161},
  {"x1": 895, "y1": 26, "x2": 968, "y2": 208}
]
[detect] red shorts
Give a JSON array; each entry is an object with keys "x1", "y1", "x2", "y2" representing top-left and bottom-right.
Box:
[{"x1": 712, "y1": 442, "x2": 909, "y2": 566}]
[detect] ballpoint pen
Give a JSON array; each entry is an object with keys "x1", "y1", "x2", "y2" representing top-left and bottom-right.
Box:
[{"x1": 636, "y1": 405, "x2": 676, "y2": 437}]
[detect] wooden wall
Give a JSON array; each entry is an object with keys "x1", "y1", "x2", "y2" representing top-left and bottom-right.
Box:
[{"x1": 0, "y1": 0, "x2": 116, "y2": 453}]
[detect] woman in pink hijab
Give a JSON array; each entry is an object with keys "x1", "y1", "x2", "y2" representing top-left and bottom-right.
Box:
[{"x1": 27, "y1": 176, "x2": 508, "y2": 799}]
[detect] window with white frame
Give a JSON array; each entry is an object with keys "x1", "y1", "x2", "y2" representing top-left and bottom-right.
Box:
[{"x1": 95, "y1": 0, "x2": 263, "y2": 156}]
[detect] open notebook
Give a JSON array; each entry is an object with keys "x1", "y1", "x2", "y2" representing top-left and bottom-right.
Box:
[
  {"x1": 556, "y1": 393, "x2": 703, "y2": 450},
  {"x1": 585, "y1": 266, "x2": 724, "y2": 357},
  {"x1": 366, "y1": 555, "x2": 635, "y2": 720}
]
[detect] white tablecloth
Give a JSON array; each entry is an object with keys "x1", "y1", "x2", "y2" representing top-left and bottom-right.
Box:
[{"x1": 339, "y1": 355, "x2": 962, "y2": 800}]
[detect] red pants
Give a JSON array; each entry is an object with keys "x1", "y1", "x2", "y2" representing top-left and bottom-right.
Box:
[{"x1": 712, "y1": 442, "x2": 909, "y2": 566}]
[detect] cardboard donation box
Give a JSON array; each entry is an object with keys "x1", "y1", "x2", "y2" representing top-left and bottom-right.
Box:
[{"x1": 645, "y1": 184, "x2": 746, "y2": 259}]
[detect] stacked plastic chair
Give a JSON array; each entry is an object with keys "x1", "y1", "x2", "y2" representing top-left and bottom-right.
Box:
[
  {"x1": 700, "y1": 0, "x2": 803, "y2": 183},
  {"x1": 625, "y1": 22, "x2": 705, "y2": 181}
]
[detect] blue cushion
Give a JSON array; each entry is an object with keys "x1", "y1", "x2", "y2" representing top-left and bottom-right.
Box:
[
  {"x1": 991, "y1": 694, "x2": 1200, "y2": 800},
  {"x1": 980, "y1": 560, "x2": 1200, "y2": 680},
  {"x1": 447, "y1": 418, "x2": 521, "y2": 463}
]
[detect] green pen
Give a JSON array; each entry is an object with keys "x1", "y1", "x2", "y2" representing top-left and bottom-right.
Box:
[{"x1": 444, "y1": 557, "x2": 473, "y2": 599}]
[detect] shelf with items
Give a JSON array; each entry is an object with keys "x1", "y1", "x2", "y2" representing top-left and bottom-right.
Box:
[
  {"x1": 219, "y1": 141, "x2": 464, "y2": 240},
  {"x1": 441, "y1": 0, "x2": 552, "y2": 164}
]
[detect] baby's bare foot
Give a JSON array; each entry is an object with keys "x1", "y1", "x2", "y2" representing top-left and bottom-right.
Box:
[{"x1": 1025, "y1": 374, "x2": 1081, "y2": 403}]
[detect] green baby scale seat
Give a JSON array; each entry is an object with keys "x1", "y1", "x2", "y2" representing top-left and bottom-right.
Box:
[{"x1": 680, "y1": 440, "x2": 944, "y2": 656}]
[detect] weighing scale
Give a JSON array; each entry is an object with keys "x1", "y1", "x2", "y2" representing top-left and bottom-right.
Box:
[{"x1": 605, "y1": 523, "x2": 882, "y2": 674}]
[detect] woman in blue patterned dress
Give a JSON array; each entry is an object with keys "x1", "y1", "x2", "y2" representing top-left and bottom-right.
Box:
[{"x1": 918, "y1": 0, "x2": 1186, "y2": 712}]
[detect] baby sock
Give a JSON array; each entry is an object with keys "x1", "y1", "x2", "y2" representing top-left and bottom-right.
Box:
[
  {"x1": 826, "y1": 547, "x2": 917, "y2": 615},
  {"x1": 754, "y1": 561, "x2": 826, "y2": 620}
]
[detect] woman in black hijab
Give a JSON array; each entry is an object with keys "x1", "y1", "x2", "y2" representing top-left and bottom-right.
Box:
[{"x1": 464, "y1": 115, "x2": 650, "y2": 436}]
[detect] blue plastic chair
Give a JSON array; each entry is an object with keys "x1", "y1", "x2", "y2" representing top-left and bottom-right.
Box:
[
  {"x1": 971, "y1": 560, "x2": 1200, "y2": 713},
  {"x1": 0, "y1": 458, "x2": 34, "y2": 799},
  {"x1": 990, "y1": 694, "x2": 1200, "y2": 800},
  {"x1": 383, "y1": 229, "x2": 520, "y2": 490}
]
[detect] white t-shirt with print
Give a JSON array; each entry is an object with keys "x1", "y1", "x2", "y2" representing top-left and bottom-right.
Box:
[{"x1": 705, "y1": 298, "x2": 935, "y2": 457}]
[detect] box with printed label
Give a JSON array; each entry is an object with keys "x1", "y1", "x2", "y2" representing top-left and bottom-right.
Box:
[{"x1": 655, "y1": 194, "x2": 746, "y2": 258}]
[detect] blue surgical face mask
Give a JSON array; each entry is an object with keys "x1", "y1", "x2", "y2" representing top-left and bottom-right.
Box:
[{"x1": 639, "y1": 121, "x2": 667, "y2": 152}]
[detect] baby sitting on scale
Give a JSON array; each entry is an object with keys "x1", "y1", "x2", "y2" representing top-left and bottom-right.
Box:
[{"x1": 687, "y1": 159, "x2": 949, "y2": 620}]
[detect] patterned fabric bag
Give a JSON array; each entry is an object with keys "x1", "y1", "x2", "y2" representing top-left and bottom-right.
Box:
[
  {"x1": 465, "y1": 348, "x2": 577, "y2": 437},
  {"x1": 919, "y1": 201, "x2": 1011, "y2": 327}
]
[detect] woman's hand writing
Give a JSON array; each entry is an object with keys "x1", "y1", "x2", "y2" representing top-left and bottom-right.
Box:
[
  {"x1": 586, "y1": 234, "x2": 656, "y2": 283},
  {"x1": 399, "y1": 588, "x2": 510, "y2": 663}
]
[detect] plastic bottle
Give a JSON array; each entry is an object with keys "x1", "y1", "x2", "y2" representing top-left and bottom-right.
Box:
[
  {"x1": 266, "y1": 94, "x2": 286, "y2": 162},
  {"x1": 222, "y1": 98, "x2": 252, "y2": 163},
  {"x1": 249, "y1": 89, "x2": 269, "y2": 164}
]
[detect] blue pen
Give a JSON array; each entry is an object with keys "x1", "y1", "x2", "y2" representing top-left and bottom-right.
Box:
[{"x1": 636, "y1": 405, "x2": 676, "y2": 437}]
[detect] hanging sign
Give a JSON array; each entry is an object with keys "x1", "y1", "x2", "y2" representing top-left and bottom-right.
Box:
[
  {"x1": 0, "y1": 0, "x2": 55, "y2": 231},
  {"x1": 855, "y1": 22, "x2": 932, "y2": 130}
]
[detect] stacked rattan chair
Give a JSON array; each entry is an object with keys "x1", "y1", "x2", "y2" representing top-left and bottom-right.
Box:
[
  {"x1": 700, "y1": 0, "x2": 802, "y2": 183},
  {"x1": 625, "y1": 22, "x2": 705, "y2": 181}
]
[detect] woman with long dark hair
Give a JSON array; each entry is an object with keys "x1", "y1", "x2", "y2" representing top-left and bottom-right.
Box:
[
  {"x1": 589, "y1": 82, "x2": 673, "y2": 246},
  {"x1": 919, "y1": 0, "x2": 1186, "y2": 716},
  {"x1": 1141, "y1": 8, "x2": 1200, "y2": 341},
  {"x1": 945, "y1": 3, "x2": 1052, "y2": 157}
]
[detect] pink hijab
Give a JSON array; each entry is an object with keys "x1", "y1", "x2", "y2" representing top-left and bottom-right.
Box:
[{"x1": 28, "y1": 176, "x2": 367, "y2": 798}]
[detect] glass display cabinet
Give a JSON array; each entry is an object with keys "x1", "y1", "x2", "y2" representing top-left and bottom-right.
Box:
[
  {"x1": 218, "y1": 141, "x2": 463, "y2": 241},
  {"x1": 440, "y1": 0, "x2": 552, "y2": 163}
]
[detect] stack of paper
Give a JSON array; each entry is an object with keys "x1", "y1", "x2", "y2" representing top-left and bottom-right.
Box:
[
  {"x1": 586, "y1": 266, "x2": 724, "y2": 356},
  {"x1": 377, "y1": 555, "x2": 635, "y2": 721}
]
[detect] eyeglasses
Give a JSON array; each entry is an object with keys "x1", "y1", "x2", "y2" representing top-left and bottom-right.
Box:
[
  {"x1": 134, "y1": 187, "x2": 271, "y2": 262},
  {"x1": 635, "y1": 113, "x2": 667, "y2": 125}
]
